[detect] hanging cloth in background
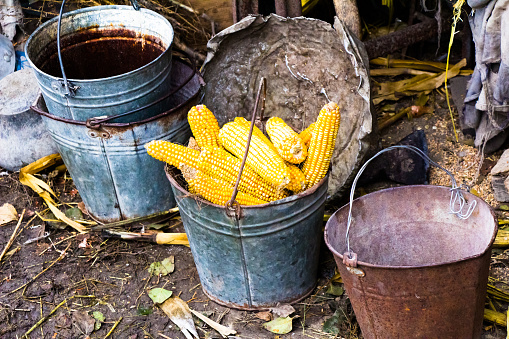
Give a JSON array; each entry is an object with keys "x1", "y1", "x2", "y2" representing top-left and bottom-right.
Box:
[{"x1": 462, "y1": 0, "x2": 509, "y2": 153}]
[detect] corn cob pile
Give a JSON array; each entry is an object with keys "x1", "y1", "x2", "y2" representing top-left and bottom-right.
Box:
[{"x1": 145, "y1": 102, "x2": 341, "y2": 206}]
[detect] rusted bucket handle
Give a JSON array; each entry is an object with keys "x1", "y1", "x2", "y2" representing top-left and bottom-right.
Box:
[
  {"x1": 56, "y1": 0, "x2": 140, "y2": 97},
  {"x1": 343, "y1": 145, "x2": 477, "y2": 267},
  {"x1": 225, "y1": 77, "x2": 267, "y2": 219}
]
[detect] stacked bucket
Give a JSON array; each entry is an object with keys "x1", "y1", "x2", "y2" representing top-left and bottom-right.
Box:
[{"x1": 25, "y1": 5, "x2": 202, "y2": 222}]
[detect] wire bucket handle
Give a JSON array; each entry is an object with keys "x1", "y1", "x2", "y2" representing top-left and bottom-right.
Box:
[
  {"x1": 56, "y1": 0, "x2": 140, "y2": 97},
  {"x1": 224, "y1": 77, "x2": 267, "y2": 219},
  {"x1": 343, "y1": 145, "x2": 477, "y2": 268}
]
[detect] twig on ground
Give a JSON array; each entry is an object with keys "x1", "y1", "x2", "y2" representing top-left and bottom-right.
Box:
[
  {"x1": 22, "y1": 296, "x2": 73, "y2": 338},
  {"x1": 0, "y1": 209, "x2": 26, "y2": 263},
  {"x1": 38, "y1": 233, "x2": 78, "y2": 256},
  {"x1": 103, "y1": 316, "x2": 122, "y2": 339},
  {"x1": 5, "y1": 242, "x2": 71, "y2": 295}
]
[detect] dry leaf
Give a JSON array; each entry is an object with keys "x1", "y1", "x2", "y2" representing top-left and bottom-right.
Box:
[
  {"x1": 263, "y1": 316, "x2": 293, "y2": 334},
  {"x1": 270, "y1": 304, "x2": 295, "y2": 318},
  {"x1": 189, "y1": 309, "x2": 237, "y2": 338},
  {"x1": 159, "y1": 296, "x2": 199, "y2": 339},
  {"x1": 0, "y1": 203, "x2": 17, "y2": 226},
  {"x1": 255, "y1": 311, "x2": 273, "y2": 321}
]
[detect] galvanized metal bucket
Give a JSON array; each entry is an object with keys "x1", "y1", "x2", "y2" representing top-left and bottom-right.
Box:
[
  {"x1": 166, "y1": 166, "x2": 328, "y2": 310},
  {"x1": 324, "y1": 146, "x2": 497, "y2": 338},
  {"x1": 32, "y1": 58, "x2": 203, "y2": 222},
  {"x1": 25, "y1": 5, "x2": 174, "y2": 122}
]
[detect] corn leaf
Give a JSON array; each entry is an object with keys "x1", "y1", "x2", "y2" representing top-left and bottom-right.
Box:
[
  {"x1": 374, "y1": 59, "x2": 466, "y2": 104},
  {"x1": 370, "y1": 68, "x2": 436, "y2": 77},
  {"x1": 19, "y1": 154, "x2": 85, "y2": 233},
  {"x1": 0, "y1": 203, "x2": 18, "y2": 226},
  {"x1": 487, "y1": 284, "x2": 509, "y2": 302},
  {"x1": 484, "y1": 308, "x2": 506, "y2": 326},
  {"x1": 371, "y1": 58, "x2": 454, "y2": 72}
]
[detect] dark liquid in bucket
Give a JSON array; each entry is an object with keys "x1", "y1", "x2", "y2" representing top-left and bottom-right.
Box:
[{"x1": 37, "y1": 28, "x2": 166, "y2": 80}]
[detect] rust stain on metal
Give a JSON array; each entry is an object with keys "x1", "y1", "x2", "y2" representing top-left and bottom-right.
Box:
[{"x1": 37, "y1": 28, "x2": 165, "y2": 79}]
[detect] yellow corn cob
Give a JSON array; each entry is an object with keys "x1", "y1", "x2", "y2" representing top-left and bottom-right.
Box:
[
  {"x1": 299, "y1": 122, "x2": 315, "y2": 146},
  {"x1": 218, "y1": 121, "x2": 290, "y2": 189},
  {"x1": 266, "y1": 117, "x2": 308, "y2": 164},
  {"x1": 234, "y1": 117, "x2": 279, "y2": 153},
  {"x1": 183, "y1": 169, "x2": 268, "y2": 206},
  {"x1": 301, "y1": 102, "x2": 341, "y2": 188},
  {"x1": 285, "y1": 163, "x2": 307, "y2": 193},
  {"x1": 187, "y1": 105, "x2": 221, "y2": 148},
  {"x1": 145, "y1": 140, "x2": 200, "y2": 169},
  {"x1": 198, "y1": 147, "x2": 288, "y2": 201}
]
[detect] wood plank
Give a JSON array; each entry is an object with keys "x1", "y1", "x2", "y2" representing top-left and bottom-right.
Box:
[{"x1": 187, "y1": 0, "x2": 234, "y2": 31}]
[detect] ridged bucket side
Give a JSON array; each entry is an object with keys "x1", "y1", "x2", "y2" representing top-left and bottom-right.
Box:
[
  {"x1": 167, "y1": 167, "x2": 328, "y2": 310},
  {"x1": 37, "y1": 60, "x2": 201, "y2": 222}
]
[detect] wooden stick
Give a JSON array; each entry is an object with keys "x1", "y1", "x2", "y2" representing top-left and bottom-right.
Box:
[
  {"x1": 87, "y1": 208, "x2": 179, "y2": 232},
  {"x1": 6, "y1": 242, "x2": 71, "y2": 295},
  {"x1": 0, "y1": 209, "x2": 25, "y2": 263},
  {"x1": 22, "y1": 296, "x2": 73, "y2": 338},
  {"x1": 103, "y1": 316, "x2": 122, "y2": 339}
]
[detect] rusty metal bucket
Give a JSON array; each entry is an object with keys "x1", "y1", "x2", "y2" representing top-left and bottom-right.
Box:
[{"x1": 324, "y1": 146, "x2": 497, "y2": 338}]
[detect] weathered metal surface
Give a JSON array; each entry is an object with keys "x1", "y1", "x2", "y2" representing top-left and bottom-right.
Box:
[
  {"x1": 0, "y1": 69, "x2": 58, "y2": 171},
  {"x1": 25, "y1": 5, "x2": 174, "y2": 122},
  {"x1": 167, "y1": 167, "x2": 328, "y2": 310},
  {"x1": 202, "y1": 15, "x2": 375, "y2": 202},
  {"x1": 35, "y1": 59, "x2": 202, "y2": 222},
  {"x1": 324, "y1": 185, "x2": 497, "y2": 338}
]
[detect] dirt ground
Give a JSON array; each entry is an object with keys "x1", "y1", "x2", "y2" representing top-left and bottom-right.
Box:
[{"x1": 2, "y1": 2, "x2": 509, "y2": 338}]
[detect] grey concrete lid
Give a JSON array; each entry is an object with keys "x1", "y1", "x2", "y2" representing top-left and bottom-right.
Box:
[{"x1": 0, "y1": 68, "x2": 41, "y2": 115}]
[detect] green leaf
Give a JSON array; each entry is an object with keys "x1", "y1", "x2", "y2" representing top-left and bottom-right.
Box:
[
  {"x1": 92, "y1": 311, "x2": 105, "y2": 322},
  {"x1": 92, "y1": 311, "x2": 104, "y2": 331},
  {"x1": 263, "y1": 316, "x2": 293, "y2": 334},
  {"x1": 148, "y1": 256, "x2": 175, "y2": 276},
  {"x1": 65, "y1": 207, "x2": 83, "y2": 220},
  {"x1": 146, "y1": 223, "x2": 167, "y2": 230},
  {"x1": 136, "y1": 306, "x2": 153, "y2": 316},
  {"x1": 148, "y1": 288, "x2": 173, "y2": 304},
  {"x1": 325, "y1": 283, "x2": 344, "y2": 296},
  {"x1": 323, "y1": 311, "x2": 340, "y2": 335},
  {"x1": 500, "y1": 205, "x2": 509, "y2": 211}
]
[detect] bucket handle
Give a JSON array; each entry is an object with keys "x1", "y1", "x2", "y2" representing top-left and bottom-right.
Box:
[
  {"x1": 225, "y1": 77, "x2": 267, "y2": 219},
  {"x1": 343, "y1": 145, "x2": 477, "y2": 268},
  {"x1": 56, "y1": 0, "x2": 140, "y2": 97}
]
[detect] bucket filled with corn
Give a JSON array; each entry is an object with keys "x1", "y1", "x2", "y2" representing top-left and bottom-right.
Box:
[{"x1": 145, "y1": 101, "x2": 340, "y2": 309}]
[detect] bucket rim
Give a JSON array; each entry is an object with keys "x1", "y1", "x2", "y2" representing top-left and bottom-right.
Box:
[
  {"x1": 31, "y1": 57, "x2": 204, "y2": 128},
  {"x1": 165, "y1": 164, "x2": 328, "y2": 209},
  {"x1": 24, "y1": 5, "x2": 174, "y2": 83},
  {"x1": 324, "y1": 184, "x2": 498, "y2": 269}
]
